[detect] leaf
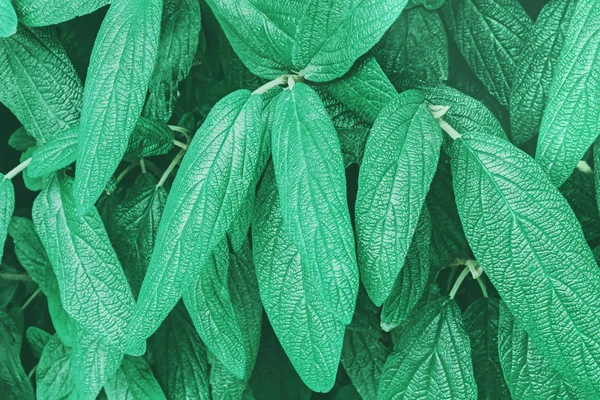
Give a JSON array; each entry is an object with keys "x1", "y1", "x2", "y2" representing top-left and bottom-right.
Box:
[
  {"x1": 293, "y1": 0, "x2": 408, "y2": 82},
  {"x1": 36, "y1": 334, "x2": 74, "y2": 400},
  {"x1": 74, "y1": 0, "x2": 162, "y2": 213},
  {"x1": 381, "y1": 208, "x2": 432, "y2": 331},
  {"x1": 378, "y1": 296, "x2": 477, "y2": 400},
  {"x1": 252, "y1": 164, "x2": 345, "y2": 392},
  {"x1": 560, "y1": 168, "x2": 600, "y2": 243},
  {"x1": 0, "y1": 0, "x2": 16, "y2": 37},
  {"x1": 0, "y1": 176, "x2": 15, "y2": 261},
  {"x1": 153, "y1": 304, "x2": 211, "y2": 400},
  {"x1": 355, "y1": 90, "x2": 443, "y2": 305},
  {"x1": 145, "y1": 0, "x2": 201, "y2": 121},
  {"x1": 340, "y1": 290, "x2": 390, "y2": 400},
  {"x1": 32, "y1": 173, "x2": 135, "y2": 350},
  {"x1": 209, "y1": 355, "x2": 251, "y2": 400},
  {"x1": 20, "y1": 147, "x2": 43, "y2": 192},
  {"x1": 535, "y1": 0, "x2": 600, "y2": 187},
  {"x1": 509, "y1": 0, "x2": 574, "y2": 145},
  {"x1": 450, "y1": 131, "x2": 600, "y2": 395},
  {"x1": 376, "y1": 6, "x2": 448, "y2": 89},
  {"x1": 498, "y1": 301, "x2": 579, "y2": 399},
  {"x1": 122, "y1": 118, "x2": 175, "y2": 160},
  {"x1": 272, "y1": 82, "x2": 358, "y2": 324},
  {"x1": 8, "y1": 127, "x2": 36, "y2": 151},
  {"x1": 0, "y1": 25, "x2": 81, "y2": 144},
  {"x1": 0, "y1": 311, "x2": 34, "y2": 400},
  {"x1": 26, "y1": 326, "x2": 51, "y2": 359},
  {"x1": 321, "y1": 56, "x2": 396, "y2": 124},
  {"x1": 104, "y1": 356, "x2": 166, "y2": 400},
  {"x1": 127, "y1": 90, "x2": 264, "y2": 355},
  {"x1": 463, "y1": 297, "x2": 510, "y2": 399},
  {"x1": 14, "y1": 0, "x2": 108, "y2": 26},
  {"x1": 441, "y1": 0, "x2": 531, "y2": 107}
]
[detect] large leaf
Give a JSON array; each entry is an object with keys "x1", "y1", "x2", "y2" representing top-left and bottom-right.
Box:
[
  {"x1": 74, "y1": 0, "x2": 162, "y2": 213},
  {"x1": 0, "y1": 176, "x2": 14, "y2": 261},
  {"x1": 14, "y1": 0, "x2": 108, "y2": 26},
  {"x1": 209, "y1": 355, "x2": 251, "y2": 400},
  {"x1": 535, "y1": 0, "x2": 600, "y2": 187},
  {"x1": 127, "y1": 90, "x2": 263, "y2": 355},
  {"x1": 272, "y1": 82, "x2": 358, "y2": 323},
  {"x1": 104, "y1": 356, "x2": 166, "y2": 400},
  {"x1": 36, "y1": 335, "x2": 74, "y2": 400},
  {"x1": 0, "y1": 0, "x2": 16, "y2": 37},
  {"x1": 355, "y1": 90, "x2": 442, "y2": 305},
  {"x1": 0, "y1": 311, "x2": 34, "y2": 399},
  {"x1": 450, "y1": 131, "x2": 600, "y2": 395}
]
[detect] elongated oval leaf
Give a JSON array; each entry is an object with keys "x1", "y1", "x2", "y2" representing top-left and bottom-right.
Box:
[
  {"x1": 272, "y1": 82, "x2": 358, "y2": 324},
  {"x1": 0, "y1": 176, "x2": 15, "y2": 262},
  {"x1": 127, "y1": 90, "x2": 264, "y2": 355},
  {"x1": 104, "y1": 356, "x2": 166, "y2": 400},
  {"x1": 0, "y1": 0, "x2": 17, "y2": 37},
  {"x1": 450, "y1": 132, "x2": 600, "y2": 395},
  {"x1": 75, "y1": 0, "x2": 162, "y2": 213},
  {"x1": 26, "y1": 326, "x2": 51, "y2": 359},
  {"x1": 0, "y1": 311, "x2": 35, "y2": 400},
  {"x1": 28, "y1": 125, "x2": 78, "y2": 178},
  {"x1": 356, "y1": 90, "x2": 442, "y2": 305},
  {"x1": 15, "y1": 0, "x2": 108, "y2": 26},
  {"x1": 36, "y1": 334, "x2": 74, "y2": 400}
]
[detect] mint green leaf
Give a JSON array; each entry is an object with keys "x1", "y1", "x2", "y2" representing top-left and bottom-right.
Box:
[
  {"x1": 340, "y1": 290, "x2": 389, "y2": 400},
  {"x1": 8, "y1": 127, "x2": 35, "y2": 152},
  {"x1": 252, "y1": 164, "x2": 345, "y2": 392},
  {"x1": 450, "y1": 132, "x2": 600, "y2": 395},
  {"x1": 272, "y1": 82, "x2": 358, "y2": 324},
  {"x1": 441, "y1": 0, "x2": 531, "y2": 107},
  {"x1": 376, "y1": 6, "x2": 448, "y2": 89},
  {"x1": 0, "y1": 176, "x2": 15, "y2": 261},
  {"x1": 28, "y1": 125, "x2": 78, "y2": 178},
  {"x1": 32, "y1": 174, "x2": 135, "y2": 350},
  {"x1": 535, "y1": 0, "x2": 600, "y2": 187},
  {"x1": 36, "y1": 334, "x2": 74, "y2": 400},
  {"x1": 0, "y1": 25, "x2": 81, "y2": 144},
  {"x1": 293, "y1": 0, "x2": 407, "y2": 82},
  {"x1": 0, "y1": 311, "x2": 34, "y2": 399},
  {"x1": 127, "y1": 90, "x2": 264, "y2": 355},
  {"x1": 20, "y1": 147, "x2": 43, "y2": 192},
  {"x1": 561, "y1": 168, "x2": 600, "y2": 243},
  {"x1": 356, "y1": 90, "x2": 442, "y2": 305},
  {"x1": 209, "y1": 354, "x2": 251, "y2": 400},
  {"x1": 123, "y1": 118, "x2": 175, "y2": 161},
  {"x1": 14, "y1": 0, "x2": 108, "y2": 26},
  {"x1": 26, "y1": 326, "x2": 51, "y2": 359},
  {"x1": 378, "y1": 297, "x2": 477, "y2": 400},
  {"x1": 509, "y1": 0, "x2": 574, "y2": 145},
  {"x1": 75, "y1": 0, "x2": 162, "y2": 213},
  {"x1": 105, "y1": 356, "x2": 166, "y2": 400},
  {"x1": 153, "y1": 304, "x2": 211, "y2": 400},
  {"x1": 321, "y1": 56, "x2": 396, "y2": 124},
  {"x1": 145, "y1": 0, "x2": 201, "y2": 121},
  {"x1": 463, "y1": 297, "x2": 510, "y2": 399},
  {"x1": 0, "y1": 0, "x2": 17, "y2": 37},
  {"x1": 498, "y1": 301, "x2": 579, "y2": 399},
  {"x1": 381, "y1": 208, "x2": 432, "y2": 331}
]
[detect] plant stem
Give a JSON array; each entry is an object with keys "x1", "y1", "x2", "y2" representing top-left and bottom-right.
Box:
[
  {"x1": 157, "y1": 149, "x2": 186, "y2": 188},
  {"x1": 168, "y1": 125, "x2": 191, "y2": 143},
  {"x1": 254, "y1": 75, "x2": 287, "y2": 95},
  {"x1": 0, "y1": 273, "x2": 32, "y2": 281},
  {"x1": 476, "y1": 277, "x2": 489, "y2": 298},
  {"x1": 449, "y1": 266, "x2": 471, "y2": 299},
  {"x1": 577, "y1": 160, "x2": 593, "y2": 174},
  {"x1": 173, "y1": 139, "x2": 189, "y2": 150},
  {"x1": 438, "y1": 119, "x2": 462, "y2": 140},
  {"x1": 21, "y1": 287, "x2": 42, "y2": 310},
  {"x1": 140, "y1": 158, "x2": 147, "y2": 174},
  {"x1": 4, "y1": 157, "x2": 32, "y2": 180},
  {"x1": 28, "y1": 364, "x2": 37, "y2": 380},
  {"x1": 115, "y1": 163, "x2": 137, "y2": 185}
]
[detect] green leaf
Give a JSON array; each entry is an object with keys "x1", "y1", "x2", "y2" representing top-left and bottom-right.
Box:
[
  {"x1": 153, "y1": 304, "x2": 211, "y2": 400},
  {"x1": 28, "y1": 125, "x2": 78, "y2": 178},
  {"x1": 381, "y1": 208, "x2": 432, "y2": 331},
  {"x1": 252, "y1": 164, "x2": 345, "y2": 392},
  {"x1": 145, "y1": 0, "x2": 201, "y2": 121},
  {"x1": 74, "y1": 0, "x2": 162, "y2": 213},
  {"x1": 321, "y1": 56, "x2": 396, "y2": 124},
  {"x1": 376, "y1": 6, "x2": 448, "y2": 89},
  {"x1": 441, "y1": 0, "x2": 531, "y2": 107},
  {"x1": 36, "y1": 334, "x2": 74, "y2": 400},
  {"x1": 0, "y1": 0, "x2": 16, "y2": 37},
  {"x1": 378, "y1": 296, "x2": 477, "y2": 399},
  {"x1": 561, "y1": 168, "x2": 600, "y2": 243},
  {"x1": 14, "y1": 0, "x2": 108, "y2": 26},
  {"x1": 8, "y1": 127, "x2": 36, "y2": 152},
  {"x1": 463, "y1": 297, "x2": 510, "y2": 399},
  {"x1": 293, "y1": 0, "x2": 408, "y2": 82},
  {"x1": 450, "y1": 131, "x2": 600, "y2": 395},
  {"x1": 26, "y1": 326, "x2": 51, "y2": 359},
  {"x1": 209, "y1": 354, "x2": 251, "y2": 400},
  {"x1": 0, "y1": 25, "x2": 81, "y2": 144},
  {"x1": 127, "y1": 90, "x2": 264, "y2": 355},
  {"x1": 340, "y1": 290, "x2": 389, "y2": 400},
  {"x1": 272, "y1": 82, "x2": 358, "y2": 324},
  {"x1": 509, "y1": 0, "x2": 574, "y2": 145},
  {"x1": 0, "y1": 311, "x2": 34, "y2": 399},
  {"x1": 535, "y1": 0, "x2": 600, "y2": 187},
  {"x1": 123, "y1": 118, "x2": 175, "y2": 161},
  {"x1": 0, "y1": 176, "x2": 15, "y2": 261},
  {"x1": 20, "y1": 147, "x2": 43, "y2": 192},
  {"x1": 32, "y1": 173, "x2": 135, "y2": 350},
  {"x1": 104, "y1": 356, "x2": 166, "y2": 400},
  {"x1": 499, "y1": 301, "x2": 579, "y2": 399},
  {"x1": 355, "y1": 90, "x2": 442, "y2": 305}
]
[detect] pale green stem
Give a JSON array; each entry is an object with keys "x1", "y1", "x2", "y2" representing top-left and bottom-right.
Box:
[
  {"x1": 21, "y1": 287, "x2": 42, "y2": 310},
  {"x1": 0, "y1": 273, "x2": 32, "y2": 281},
  {"x1": 4, "y1": 157, "x2": 31, "y2": 180},
  {"x1": 173, "y1": 139, "x2": 189, "y2": 150},
  {"x1": 449, "y1": 266, "x2": 471, "y2": 299},
  {"x1": 157, "y1": 149, "x2": 186, "y2": 188}
]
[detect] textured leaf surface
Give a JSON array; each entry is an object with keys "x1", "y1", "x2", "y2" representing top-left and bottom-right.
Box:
[
  {"x1": 32, "y1": 174, "x2": 135, "y2": 350},
  {"x1": 123, "y1": 118, "x2": 175, "y2": 160},
  {"x1": 272, "y1": 82, "x2": 358, "y2": 323},
  {"x1": 535, "y1": 0, "x2": 600, "y2": 187},
  {"x1": 26, "y1": 326, "x2": 51, "y2": 359},
  {"x1": 378, "y1": 297, "x2": 477, "y2": 399},
  {"x1": 0, "y1": 176, "x2": 14, "y2": 262},
  {"x1": 451, "y1": 132, "x2": 600, "y2": 395},
  {"x1": 209, "y1": 355, "x2": 251, "y2": 400},
  {"x1": 28, "y1": 125, "x2": 78, "y2": 178},
  {"x1": 8, "y1": 127, "x2": 36, "y2": 151},
  {"x1": 36, "y1": 334, "x2": 74, "y2": 400},
  {"x1": 0, "y1": 0, "x2": 16, "y2": 37},
  {"x1": 356, "y1": 90, "x2": 442, "y2": 305},
  {"x1": 441, "y1": 0, "x2": 531, "y2": 107},
  {"x1": 104, "y1": 356, "x2": 166, "y2": 400},
  {"x1": 128, "y1": 90, "x2": 263, "y2": 355},
  {"x1": 0, "y1": 311, "x2": 34, "y2": 400},
  {"x1": 75, "y1": 0, "x2": 162, "y2": 213},
  {"x1": 15, "y1": 0, "x2": 108, "y2": 26},
  {"x1": 253, "y1": 165, "x2": 345, "y2": 392}
]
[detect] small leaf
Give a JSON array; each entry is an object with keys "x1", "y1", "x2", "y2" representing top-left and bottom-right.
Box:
[
  {"x1": 209, "y1": 354, "x2": 251, "y2": 400},
  {"x1": 0, "y1": 0, "x2": 16, "y2": 37},
  {"x1": 0, "y1": 311, "x2": 34, "y2": 399},
  {"x1": 122, "y1": 118, "x2": 175, "y2": 160},
  {"x1": 26, "y1": 326, "x2": 51, "y2": 359},
  {"x1": 104, "y1": 356, "x2": 166, "y2": 400},
  {"x1": 14, "y1": 0, "x2": 108, "y2": 26},
  {"x1": 28, "y1": 125, "x2": 78, "y2": 178},
  {"x1": 8, "y1": 127, "x2": 36, "y2": 152},
  {"x1": 36, "y1": 334, "x2": 74, "y2": 400},
  {"x1": 0, "y1": 176, "x2": 15, "y2": 261}
]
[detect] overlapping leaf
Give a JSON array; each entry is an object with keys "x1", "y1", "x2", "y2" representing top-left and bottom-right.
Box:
[{"x1": 14, "y1": 0, "x2": 108, "y2": 26}]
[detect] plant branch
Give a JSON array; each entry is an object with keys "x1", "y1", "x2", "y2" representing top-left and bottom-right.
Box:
[
  {"x1": 4, "y1": 157, "x2": 32, "y2": 180},
  {"x1": 449, "y1": 266, "x2": 471, "y2": 299},
  {"x1": 21, "y1": 287, "x2": 42, "y2": 310},
  {"x1": 157, "y1": 149, "x2": 186, "y2": 188},
  {"x1": 0, "y1": 273, "x2": 32, "y2": 281}
]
